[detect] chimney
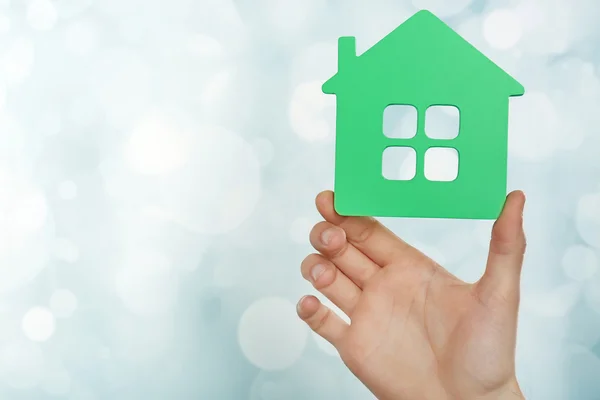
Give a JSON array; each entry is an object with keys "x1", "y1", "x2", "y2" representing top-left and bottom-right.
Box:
[{"x1": 338, "y1": 36, "x2": 356, "y2": 72}]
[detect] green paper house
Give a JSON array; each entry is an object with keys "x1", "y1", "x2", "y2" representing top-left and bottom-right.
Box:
[{"x1": 323, "y1": 10, "x2": 524, "y2": 220}]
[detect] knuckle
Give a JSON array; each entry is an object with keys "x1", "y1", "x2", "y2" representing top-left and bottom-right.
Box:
[
  {"x1": 311, "y1": 308, "x2": 331, "y2": 333},
  {"x1": 330, "y1": 240, "x2": 349, "y2": 259},
  {"x1": 351, "y1": 218, "x2": 377, "y2": 244},
  {"x1": 347, "y1": 291, "x2": 360, "y2": 314},
  {"x1": 490, "y1": 224, "x2": 527, "y2": 256},
  {"x1": 356, "y1": 268, "x2": 373, "y2": 286},
  {"x1": 519, "y1": 234, "x2": 527, "y2": 254},
  {"x1": 490, "y1": 231, "x2": 515, "y2": 255}
]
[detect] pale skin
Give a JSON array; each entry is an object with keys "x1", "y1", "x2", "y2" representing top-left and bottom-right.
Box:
[{"x1": 297, "y1": 190, "x2": 527, "y2": 400}]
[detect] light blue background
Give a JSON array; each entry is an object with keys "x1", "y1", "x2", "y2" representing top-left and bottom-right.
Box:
[{"x1": 0, "y1": 0, "x2": 599, "y2": 398}]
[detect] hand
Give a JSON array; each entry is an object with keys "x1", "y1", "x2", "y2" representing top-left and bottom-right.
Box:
[{"x1": 297, "y1": 190, "x2": 527, "y2": 400}]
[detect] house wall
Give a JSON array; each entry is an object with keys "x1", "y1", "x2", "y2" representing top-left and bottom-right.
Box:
[{"x1": 333, "y1": 87, "x2": 511, "y2": 219}]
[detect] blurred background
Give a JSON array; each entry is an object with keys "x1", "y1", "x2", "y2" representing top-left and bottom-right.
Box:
[{"x1": 0, "y1": 0, "x2": 599, "y2": 398}]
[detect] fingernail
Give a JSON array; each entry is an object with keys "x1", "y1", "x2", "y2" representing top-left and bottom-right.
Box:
[
  {"x1": 310, "y1": 264, "x2": 326, "y2": 282},
  {"x1": 297, "y1": 296, "x2": 307, "y2": 313},
  {"x1": 321, "y1": 228, "x2": 335, "y2": 245}
]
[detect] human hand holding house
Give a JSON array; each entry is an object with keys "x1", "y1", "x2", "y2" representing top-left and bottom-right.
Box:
[
  {"x1": 297, "y1": 10, "x2": 528, "y2": 399},
  {"x1": 297, "y1": 190, "x2": 527, "y2": 400}
]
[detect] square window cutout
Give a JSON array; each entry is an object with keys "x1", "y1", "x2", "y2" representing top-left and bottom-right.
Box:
[
  {"x1": 383, "y1": 105, "x2": 417, "y2": 139},
  {"x1": 382, "y1": 147, "x2": 416, "y2": 180},
  {"x1": 425, "y1": 148, "x2": 459, "y2": 182},
  {"x1": 425, "y1": 105, "x2": 460, "y2": 139}
]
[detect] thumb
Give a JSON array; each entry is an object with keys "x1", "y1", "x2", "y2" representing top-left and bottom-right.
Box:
[{"x1": 477, "y1": 190, "x2": 527, "y2": 306}]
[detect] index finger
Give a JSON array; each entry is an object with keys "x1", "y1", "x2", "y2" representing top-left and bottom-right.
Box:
[{"x1": 315, "y1": 191, "x2": 418, "y2": 267}]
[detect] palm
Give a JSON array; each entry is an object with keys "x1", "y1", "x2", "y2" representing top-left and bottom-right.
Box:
[
  {"x1": 343, "y1": 264, "x2": 514, "y2": 399},
  {"x1": 298, "y1": 191, "x2": 526, "y2": 400}
]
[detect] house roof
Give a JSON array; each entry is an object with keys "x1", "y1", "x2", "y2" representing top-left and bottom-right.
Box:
[{"x1": 323, "y1": 10, "x2": 524, "y2": 97}]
